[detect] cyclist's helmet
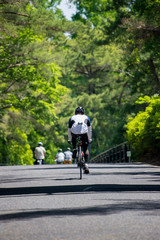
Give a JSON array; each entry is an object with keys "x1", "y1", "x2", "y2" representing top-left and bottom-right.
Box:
[
  {"x1": 58, "y1": 148, "x2": 62, "y2": 152},
  {"x1": 75, "y1": 106, "x2": 85, "y2": 115},
  {"x1": 38, "y1": 142, "x2": 43, "y2": 146}
]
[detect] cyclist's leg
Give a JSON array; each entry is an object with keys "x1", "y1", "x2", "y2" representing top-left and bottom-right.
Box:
[
  {"x1": 81, "y1": 134, "x2": 89, "y2": 173},
  {"x1": 81, "y1": 134, "x2": 89, "y2": 161},
  {"x1": 71, "y1": 133, "x2": 77, "y2": 160}
]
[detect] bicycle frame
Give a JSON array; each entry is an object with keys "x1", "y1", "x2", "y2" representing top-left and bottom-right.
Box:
[{"x1": 77, "y1": 136, "x2": 83, "y2": 179}]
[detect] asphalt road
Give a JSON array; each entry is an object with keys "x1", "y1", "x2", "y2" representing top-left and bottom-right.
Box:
[{"x1": 0, "y1": 163, "x2": 160, "y2": 240}]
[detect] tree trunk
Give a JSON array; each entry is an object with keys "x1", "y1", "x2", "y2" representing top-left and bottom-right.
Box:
[{"x1": 148, "y1": 59, "x2": 160, "y2": 92}]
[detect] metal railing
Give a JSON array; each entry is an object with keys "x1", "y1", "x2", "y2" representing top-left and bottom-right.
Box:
[{"x1": 90, "y1": 142, "x2": 131, "y2": 163}]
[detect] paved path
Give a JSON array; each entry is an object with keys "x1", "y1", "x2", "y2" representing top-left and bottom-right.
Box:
[{"x1": 0, "y1": 163, "x2": 160, "y2": 240}]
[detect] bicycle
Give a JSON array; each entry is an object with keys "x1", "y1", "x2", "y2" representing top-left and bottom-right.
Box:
[{"x1": 76, "y1": 135, "x2": 84, "y2": 179}]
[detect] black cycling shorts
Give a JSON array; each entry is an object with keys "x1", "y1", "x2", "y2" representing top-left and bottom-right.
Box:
[{"x1": 71, "y1": 133, "x2": 89, "y2": 152}]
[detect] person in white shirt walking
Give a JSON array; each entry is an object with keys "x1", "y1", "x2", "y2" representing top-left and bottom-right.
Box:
[
  {"x1": 55, "y1": 149, "x2": 65, "y2": 164},
  {"x1": 34, "y1": 142, "x2": 46, "y2": 165},
  {"x1": 64, "y1": 147, "x2": 73, "y2": 164}
]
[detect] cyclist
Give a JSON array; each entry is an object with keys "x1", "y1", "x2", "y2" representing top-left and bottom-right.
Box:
[
  {"x1": 64, "y1": 147, "x2": 73, "y2": 164},
  {"x1": 68, "y1": 106, "x2": 92, "y2": 174}
]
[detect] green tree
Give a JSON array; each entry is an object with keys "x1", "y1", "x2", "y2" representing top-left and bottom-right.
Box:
[
  {"x1": 53, "y1": 20, "x2": 136, "y2": 156},
  {"x1": 126, "y1": 95, "x2": 160, "y2": 162},
  {"x1": 70, "y1": 0, "x2": 160, "y2": 95},
  {"x1": 65, "y1": 0, "x2": 160, "y2": 158},
  {"x1": 0, "y1": 0, "x2": 68, "y2": 165}
]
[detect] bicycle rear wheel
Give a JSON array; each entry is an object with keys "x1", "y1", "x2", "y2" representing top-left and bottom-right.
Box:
[{"x1": 78, "y1": 145, "x2": 82, "y2": 179}]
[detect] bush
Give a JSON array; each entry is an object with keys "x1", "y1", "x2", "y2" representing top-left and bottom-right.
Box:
[
  {"x1": 0, "y1": 128, "x2": 34, "y2": 165},
  {"x1": 126, "y1": 95, "x2": 160, "y2": 161},
  {"x1": 7, "y1": 140, "x2": 33, "y2": 165}
]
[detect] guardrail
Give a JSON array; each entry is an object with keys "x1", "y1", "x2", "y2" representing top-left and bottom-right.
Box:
[{"x1": 90, "y1": 142, "x2": 131, "y2": 163}]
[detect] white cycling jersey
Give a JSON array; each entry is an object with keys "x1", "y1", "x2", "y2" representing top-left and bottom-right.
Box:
[
  {"x1": 68, "y1": 114, "x2": 92, "y2": 141},
  {"x1": 70, "y1": 114, "x2": 89, "y2": 134}
]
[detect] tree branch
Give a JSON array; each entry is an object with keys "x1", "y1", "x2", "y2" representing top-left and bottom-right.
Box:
[
  {"x1": 0, "y1": 11, "x2": 29, "y2": 17},
  {"x1": 148, "y1": 59, "x2": 160, "y2": 91},
  {"x1": 1, "y1": 80, "x2": 17, "y2": 95},
  {"x1": 0, "y1": 0, "x2": 23, "y2": 3},
  {"x1": 96, "y1": 83, "x2": 110, "y2": 88},
  {"x1": 0, "y1": 104, "x2": 12, "y2": 110},
  {"x1": 118, "y1": 81, "x2": 128, "y2": 105},
  {"x1": 0, "y1": 62, "x2": 37, "y2": 73},
  {"x1": 136, "y1": 26, "x2": 160, "y2": 33}
]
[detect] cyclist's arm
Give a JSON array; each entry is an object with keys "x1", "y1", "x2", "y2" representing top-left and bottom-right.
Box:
[
  {"x1": 88, "y1": 126, "x2": 92, "y2": 142},
  {"x1": 68, "y1": 117, "x2": 73, "y2": 141},
  {"x1": 68, "y1": 128, "x2": 72, "y2": 141},
  {"x1": 87, "y1": 117, "x2": 92, "y2": 142}
]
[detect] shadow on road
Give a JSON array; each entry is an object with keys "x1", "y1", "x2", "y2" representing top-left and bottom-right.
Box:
[
  {"x1": 0, "y1": 183, "x2": 160, "y2": 197},
  {"x1": 0, "y1": 199, "x2": 160, "y2": 221},
  {"x1": 91, "y1": 171, "x2": 160, "y2": 177}
]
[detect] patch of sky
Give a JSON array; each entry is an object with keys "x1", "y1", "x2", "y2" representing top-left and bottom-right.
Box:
[{"x1": 58, "y1": 0, "x2": 77, "y2": 20}]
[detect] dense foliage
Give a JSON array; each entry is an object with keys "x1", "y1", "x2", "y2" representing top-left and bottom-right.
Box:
[
  {"x1": 0, "y1": 0, "x2": 67, "y2": 164},
  {"x1": 126, "y1": 96, "x2": 160, "y2": 161},
  {"x1": 0, "y1": 0, "x2": 159, "y2": 165}
]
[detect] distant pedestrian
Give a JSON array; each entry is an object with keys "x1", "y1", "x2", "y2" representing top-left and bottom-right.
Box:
[
  {"x1": 55, "y1": 149, "x2": 65, "y2": 164},
  {"x1": 64, "y1": 147, "x2": 73, "y2": 164},
  {"x1": 34, "y1": 142, "x2": 46, "y2": 165}
]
